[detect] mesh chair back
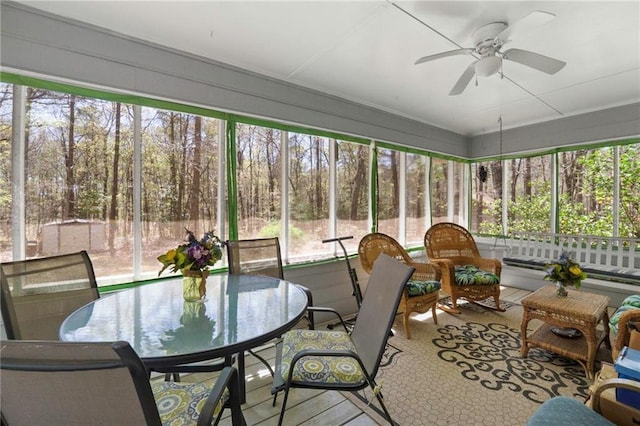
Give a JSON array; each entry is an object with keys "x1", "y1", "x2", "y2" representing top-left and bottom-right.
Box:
[
  {"x1": 0, "y1": 251, "x2": 99, "y2": 340},
  {"x1": 424, "y1": 222, "x2": 480, "y2": 259},
  {"x1": 226, "y1": 238, "x2": 284, "y2": 279},
  {"x1": 350, "y1": 253, "x2": 415, "y2": 378},
  {"x1": 0, "y1": 340, "x2": 160, "y2": 426}
]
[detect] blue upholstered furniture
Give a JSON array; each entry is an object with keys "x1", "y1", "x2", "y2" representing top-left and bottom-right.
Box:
[
  {"x1": 528, "y1": 378, "x2": 640, "y2": 426},
  {"x1": 527, "y1": 396, "x2": 615, "y2": 426}
]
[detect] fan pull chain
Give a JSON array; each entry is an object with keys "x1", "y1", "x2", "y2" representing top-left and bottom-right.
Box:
[{"x1": 475, "y1": 75, "x2": 478, "y2": 87}]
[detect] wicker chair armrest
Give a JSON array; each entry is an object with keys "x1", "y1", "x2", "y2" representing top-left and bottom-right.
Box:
[
  {"x1": 429, "y1": 258, "x2": 455, "y2": 283},
  {"x1": 591, "y1": 377, "x2": 640, "y2": 415},
  {"x1": 613, "y1": 308, "x2": 640, "y2": 360}
]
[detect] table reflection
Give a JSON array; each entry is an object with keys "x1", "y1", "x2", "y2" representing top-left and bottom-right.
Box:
[{"x1": 60, "y1": 274, "x2": 307, "y2": 366}]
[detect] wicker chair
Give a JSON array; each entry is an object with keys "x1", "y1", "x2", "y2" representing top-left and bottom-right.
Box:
[
  {"x1": 610, "y1": 295, "x2": 640, "y2": 360},
  {"x1": 424, "y1": 222, "x2": 503, "y2": 314},
  {"x1": 358, "y1": 232, "x2": 441, "y2": 339}
]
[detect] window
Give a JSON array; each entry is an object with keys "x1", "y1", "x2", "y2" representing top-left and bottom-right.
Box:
[
  {"x1": 336, "y1": 141, "x2": 369, "y2": 253},
  {"x1": 471, "y1": 161, "x2": 503, "y2": 234},
  {"x1": 234, "y1": 123, "x2": 281, "y2": 240},
  {"x1": 376, "y1": 147, "x2": 400, "y2": 240},
  {"x1": 507, "y1": 155, "x2": 552, "y2": 234},
  {"x1": 288, "y1": 132, "x2": 329, "y2": 260},
  {"x1": 141, "y1": 108, "x2": 222, "y2": 277},
  {"x1": 406, "y1": 152, "x2": 428, "y2": 245}
]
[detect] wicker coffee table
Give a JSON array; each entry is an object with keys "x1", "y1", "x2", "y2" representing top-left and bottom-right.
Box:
[{"x1": 520, "y1": 285, "x2": 611, "y2": 379}]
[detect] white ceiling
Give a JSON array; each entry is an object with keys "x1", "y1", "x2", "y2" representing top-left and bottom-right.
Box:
[{"x1": 16, "y1": 1, "x2": 640, "y2": 136}]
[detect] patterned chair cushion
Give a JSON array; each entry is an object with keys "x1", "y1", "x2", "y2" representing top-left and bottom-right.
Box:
[
  {"x1": 279, "y1": 329, "x2": 365, "y2": 386},
  {"x1": 609, "y1": 304, "x2": 640, "y2": 335},
  {"x1": 152, "y1": 380, "x2": 225, "y2": 425},
  {"x1": 454, "y1": 265, "x2": 500, "y2": 286},
  {"x1": 622, "y1": 295, "x2": 640, "y2": 309},
  {"x1": 406, "y1": 279, "x2": 441, "y2": 296}
]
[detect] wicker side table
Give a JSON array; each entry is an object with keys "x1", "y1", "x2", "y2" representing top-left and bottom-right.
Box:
[{"x1": 520, "y1": 285, "x2": 611, "y2": 379}]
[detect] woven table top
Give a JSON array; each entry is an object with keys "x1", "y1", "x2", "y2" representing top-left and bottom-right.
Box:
[{"x1": 522, "y1": 285, "x2": 610, "y2": 322}]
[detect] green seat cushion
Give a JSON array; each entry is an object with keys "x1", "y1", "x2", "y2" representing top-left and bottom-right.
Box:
[
  {"x1": 152, "y1": 380, "x2": 224, "y2": 425},
  {"x1": 454, "y1": 265, "x2": 500, "y2": 286},
  {"x1": 406, "y1": 279, "x2": 441, "y2": 296},
  {"x1": 610, "y1": 304, "x2": 640, "y2": 335},
  {"x1": 279, "y1": 329, "x2": 365, "y2": 386},
  {"x1": 622, "y1": 295, "x2": 640, "y2": 309}
]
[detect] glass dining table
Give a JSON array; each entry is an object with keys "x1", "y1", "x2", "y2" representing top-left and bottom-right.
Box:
[{"x1": 59, "y1": 273, "x2": 308, "y2": 399}]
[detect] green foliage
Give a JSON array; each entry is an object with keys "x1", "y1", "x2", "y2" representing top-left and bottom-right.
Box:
[{"x1": 258, "y1": 221, "x2": 304, "y2": 241}]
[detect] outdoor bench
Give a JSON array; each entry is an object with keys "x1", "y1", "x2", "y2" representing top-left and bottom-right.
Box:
[{"x1": 503, "y1": 232, "x2": 640, "y2": 286}]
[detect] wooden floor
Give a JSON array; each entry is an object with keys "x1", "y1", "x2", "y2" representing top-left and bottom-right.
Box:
[{"x1": 155, "y1": 286, "x2": 615, "y2": 425}]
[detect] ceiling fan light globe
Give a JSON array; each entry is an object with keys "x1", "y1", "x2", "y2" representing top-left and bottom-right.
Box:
[{"x1": 475, "y1": 56, "x2": 502, "y2": 77}]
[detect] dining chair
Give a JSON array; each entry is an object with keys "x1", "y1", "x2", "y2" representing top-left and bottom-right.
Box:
[
  {"x1": 225, "y1": 237, "x2": 316, "y2": 398},
  {"x1": 271, "y1": 253, "x2": 415, "y2": 426},
  {"x1": 424, "y1": 222, "x2": 503, "y2": 314},
  {"x1": 0, "y1": 250, "x2": 99, "y2": 340},
  {"x1": 226, "y1": 237, "x2": 315, "y2": 329},
  {"x1": 0, "y1": 340, "x2": 246, "y2": 426},
  {"x1": 358, "y1": 232, "x2": 442, "y2": 339}
]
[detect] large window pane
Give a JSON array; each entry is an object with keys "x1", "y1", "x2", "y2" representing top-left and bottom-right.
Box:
[
  {"x1": 235, "y1": 123, "x2": 281, "y2": 239},
  {"x1": 141, "y1": 109, "x2": 221, "y2": 277},
  {"x1": 336, "y1": 141, "x2": 369, "y2": 253},
  {"x1": 0, "y1": 83, "x2": 12, "y2": 262},
  {"x1": 288, "y1": 133, "x2": 329, "y2": 260},
  {"x1": 23, "y1": 90, "x2": 134, "y2": 283},
  {"x1": 430, "y1": 157, "x2": 448, "y2": 224},
  {"x1": 507, "y1": 155, "x2": 551, "y2": 234},
  {"x1": 471, "y1": 161, "x2": 502, "y2": 234},
  {"x1": 406, "y1": 153, "x2": 427, "y2": 245},
  {"x1": 620, "y1": 144, "x2": 640, "y2": 238},
  {"x1": 376, "y1": 148, "x2": 400, "y2": 239}
]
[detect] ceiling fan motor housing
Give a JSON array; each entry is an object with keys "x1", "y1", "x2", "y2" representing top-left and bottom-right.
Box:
[{"x1": 472, "y1": 22, "x2": 508, "y2": 48}]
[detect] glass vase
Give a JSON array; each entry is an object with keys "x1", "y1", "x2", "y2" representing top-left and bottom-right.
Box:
[
  {"x1": 182, "y1": 270, "x2": 209, "y2": 302},
  {"x1": 556, "y1": 282, "x2": 568, "y2": 297}
]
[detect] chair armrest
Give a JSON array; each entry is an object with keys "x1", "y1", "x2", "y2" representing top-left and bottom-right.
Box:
[
  {"x1": 613, "y1": 309, "x2": 640, "y2": 360},
  {"x1": 197, "y1": 366, "x2": 246, "y2": 426},
  {"x1": 429, "y1": 258, "x2": 456, "y2": 283},
  {"x1": 307, "y1": 306, "x2": 349, "y2": 332},
  {"x1": 591, "y1": 377, "x2": 640, "y2": 415}
]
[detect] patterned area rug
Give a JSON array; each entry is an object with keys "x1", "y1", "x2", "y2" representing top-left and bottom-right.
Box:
[{"x1": 346, "y1": 298, "x2": 609, "y2": 426}]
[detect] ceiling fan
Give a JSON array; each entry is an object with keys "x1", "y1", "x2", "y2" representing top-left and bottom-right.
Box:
[{"x1": 414, "y1": 11, "x2": 567, "y2": 96}]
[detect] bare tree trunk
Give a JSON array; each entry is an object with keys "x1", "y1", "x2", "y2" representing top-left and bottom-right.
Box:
[
  {"x1": 524, "y1": 157, "x2": 532, "y2": 198},
  {"x1": 63, "y1": 95, "x2": 76, "y2": 219},
  {"x1": 350, "y1": 145, "x2": 367, "y2": 220},
  {"x1": 315, "y1": 137, "x2": 322, "y2": 216},
  {"x1": 391, "y1": 151, "x2": 399, "y2": 217},
  {"x1": 189, "y1": 116, "x2": 202, "y2": 231},
  {"x1": 168, "y1": 113, "x2": 178, "y2": 237},
  {"x1": 177, "y1": 116, "x2": 188, "y2": 234},
  {"x1": 108, "y1": 102, "x2": 121, "y2": 252}
]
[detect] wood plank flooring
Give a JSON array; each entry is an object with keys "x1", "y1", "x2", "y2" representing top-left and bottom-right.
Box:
[{"x1": 153, "y1": 286, "x2": 613, "y2": 425}]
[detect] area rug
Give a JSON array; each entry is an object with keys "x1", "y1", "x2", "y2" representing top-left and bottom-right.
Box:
[{"x1": 346, "y1": 298, "x2": 607, "y2": 426}]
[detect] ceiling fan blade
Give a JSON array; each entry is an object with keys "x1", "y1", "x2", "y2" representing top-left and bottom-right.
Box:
[
  {"x1": 449, "y1": 62, "x2": 476, "y2": 96},
  {"x1": 414, "y1": 48, "x2": 473, "y2": 65},
  {"x1": 497, "y1": 10, "x2": 556, "y2": 41},
  {"x1": 502, "y1": 48, "x2": 566, "y2": 74}
]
